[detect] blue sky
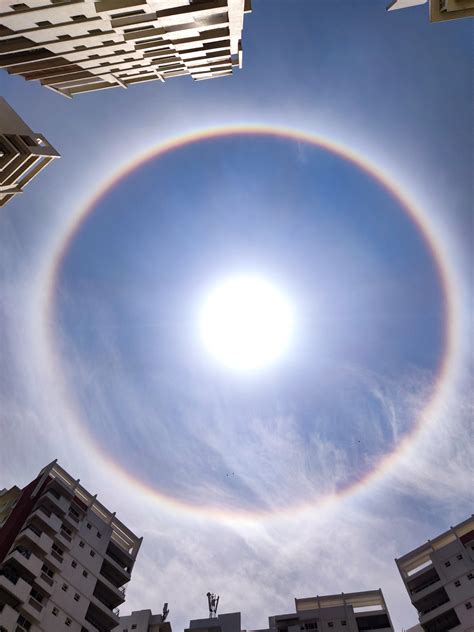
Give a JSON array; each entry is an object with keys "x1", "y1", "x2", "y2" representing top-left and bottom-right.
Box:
[{"x1": 0, "y1": 1, "x2": 472, "y2": 631}]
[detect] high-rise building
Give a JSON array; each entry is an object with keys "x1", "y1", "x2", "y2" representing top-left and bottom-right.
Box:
[
  {"x1": 266, "y1": 590, "x2": 394, "y2": 632},
  {"x1": 396, "y1": 514, "x2": 474, "y2": 632},
  {"x1": 386, "y1": 0, "x2": 474, "y2": 22},
  {"x1": 114, "y1": 608, "x2": 172, "y2": 632},
  {"x1": 0, "y1": 0, "x2": 252, "y2": 99},
  {"x1": 0, "y1": 97, "x2": 59, "y2": 207},
  {"x1": 0, "y1": 460, "x2": 142, "y2": 632}
]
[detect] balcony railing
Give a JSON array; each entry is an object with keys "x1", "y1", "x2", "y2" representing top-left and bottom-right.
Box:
[
  {"x1": 13, "y1": 547, "x2": 31, "y2": 560},
  {"x1": 39, "y1": 572, "x2": 53, "y2": 587},
  {"x1": 411, "y1": 576, "x2": 441, "y2": 595}
]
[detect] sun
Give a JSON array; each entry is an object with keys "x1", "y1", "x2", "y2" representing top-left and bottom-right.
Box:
[{"x1": 198, "y1": 275, "x2": 294, "y2": 372}]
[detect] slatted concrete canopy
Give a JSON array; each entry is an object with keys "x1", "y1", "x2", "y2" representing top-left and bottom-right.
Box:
[{"x1": 0, "y1": 0, "x2": 252, "y2": 98}]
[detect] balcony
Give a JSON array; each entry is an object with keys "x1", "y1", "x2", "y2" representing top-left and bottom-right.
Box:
[
  {"x1": 17, "y1": 525, "x2": 53, "y2": 556},
  {"x1": 56, "y1": 528, "x2": 73, "y2": 550},
  {"x1": 0, "y1": 571, "x2": 31, "y2": 603},
  {"x1": 407, "y1": 567, "x2": 442, "y2": 602},
  {"x1": 41, "y1": 488, "x2": 70, "y2": 514},
  {"x1": 45, "y1": 548, "x2": 64, "y2": 571},
  {"x1": 422, "y1": 607, "x2": 461, "y2": 632},
  {"x1": 97, "y1": 569, "x2": 126, "y2": 606},
  {"x1": 5, "y1": 548, "x2": 42, "y2": 578},
  {"x1": 29, "y1": 506, "x2": 62, "y2": 533},
  {"x1": 101, "y1": 552, "x2": 130, "y2": 586},
  {"x1": 35, "y1": 570, "x2": 55, "y2": 595},
  {"x1": 94, "y1": 576, "x2": 125, "y2": 610},
  {"x1": 86, "y1": 597, "x2": 120, "y2": 632},
  {"x1": 356, "y1": 614, "x2": 392, "y2": 631},
  {"x1": 415, "y1": 586, "x2": 450, "y2": 614},
  {"x1": 0, "y1": 602, "x2": 21, "y2": 630},
  {"x1": 105, "y1": 542, "x2": 132, "y2": 578},
  {"x1": 20, "y1": 595, "x2": 43, "y2": 622}
]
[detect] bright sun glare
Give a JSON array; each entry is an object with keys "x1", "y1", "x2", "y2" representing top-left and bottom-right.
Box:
[{"x1": 199, "y1": 276, "x2": 294, "y2": 372}]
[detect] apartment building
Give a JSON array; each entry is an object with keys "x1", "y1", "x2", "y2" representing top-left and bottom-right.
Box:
[
  {"x1": 0, "y1": 460, "x2": 142, "y2": 632},
  {"x1": 387, "y1": 0, "x2": 474, "y2": 22},
  {"x1": 0, "y1": 96, "x2": 59, "y2": 207},
  {"x1": 267, "y1": 590, "x2": 394, "y2": 632},
  {"x1": 186, "y1": 611, "x2": 241, "y2": 632},
  {"x1": 0, "y1": 0, "x2": 252, "y2": 98},
  {"x1": 114, "y1": 608, "x2": 172, "y2": 632},
  {"x1": 396, "y1": 514, "x2": 474, "y2": 632}
]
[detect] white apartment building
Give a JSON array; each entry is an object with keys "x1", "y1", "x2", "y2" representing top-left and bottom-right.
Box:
[
  {"x1": 0, "y1": 0, "x2": 252, "y2": 98},
  {"x1": 0, "y1": 460, "x2": 142, "y2": 632},
  {"x1": 396, "y1": 514, "x2": 474, "y2": 632},
  {"x1": 0, "y1": 96, "x2": 59, "y2": 207},
  {"x1": 386, "y1": 0, "x2": 474, "y2": 22},
  {"x1": 114, "y1": 608, "x2": 172, "y2": 632},
  {"x1": 267, "y1": 590, "x2": 394, "y2": 632}
]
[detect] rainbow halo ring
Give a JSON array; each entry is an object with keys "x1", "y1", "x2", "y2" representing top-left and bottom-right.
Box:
[{"x1": 38, "y1": 124, "x2": 459, "y2": 523}]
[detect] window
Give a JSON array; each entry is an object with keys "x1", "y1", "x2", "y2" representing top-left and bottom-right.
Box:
[
  {"x1": 41, "y1": 564, "x2": 54, "y2": 578},
  {"x1": 328, "y1": 625, "x2": 333, "y2": 629},
  {"x1": 74, "y1": 593, "x2": 80, "y2": 602},
  {"x1": 82, "y1": 570, "x2": 88, "y2": 578},
  {"x1": 342, "y1": 623, "x2": 347, "y2": 627},
  {"x1": 52, "y1": 607, "x2": 59, "y2": 616},
  {"x1": 445, "y1": 561, "x2": 451, "y2": 567},
  {"x1": 468, "y1": 572, "x2": 474, "y2": 580},
  {"x1": 467, "y1": 602, "x2": 472, "y2": 610},
  {"x1": 30, "y1": 588, "x2": 43, "y2": 604},
  {"x1": 69, "y1": 507, "x2": 80, "y2": 519},
  {"x1": 90, "y1": 550, "x2": 95, "y2": 557},
  {"x1": 52, "y1": 543, "x2": 64, "y2": 556},
  {"x1": 61, "y1": 525, "x2": 72, "y2": 536},
  {"x1": 61, "y1": 583, "x2": 68, "y2": 592},
  {"x1": 17, "y1": 615, "x2": 31, "y2": 630},
  {"x1": 71, "y1": 560, "x2": 77, "y2": 568},
  {"x1": 454, "y1": 580, "x2": 461, "y2": 587},
  {"x1": 65, "y1": 618, "x2": 72, "y2": 627},
  {"x1": 132, "y1": 626, "x2": 137, "y2": 630},
  {"x1": 79, "y1": 541, "x2": 85, "y2": 548},
  {"x1": 457, "y1": 554, "x2": 463, "y2": 560},
  {"x1": 97, "y1": 532, "x2": 102, "y2": 539},
  {"x1": 86, "y1": 523, "x2": 92, "y2": 529}
]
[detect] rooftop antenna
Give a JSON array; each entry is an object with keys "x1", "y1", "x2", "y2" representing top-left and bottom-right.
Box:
[
  {"x1": 162, "y1": 603, "x2": 169, "y2": 622},
  {"x1": 207, "y1": 592, "x2": 219, "y2": 618}
]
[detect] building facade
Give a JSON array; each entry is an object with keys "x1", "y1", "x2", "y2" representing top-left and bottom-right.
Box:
[
  {"x1": 186, "y1": 611, "x2": 241, "y2": 632},
  {"x1": 387, "y1": 0, "x2": 474, "y2": 22},
  {"x1": 0, "y1": 0, "x2": 252, "y2": 98},
  {"x1": 267, "y1": 590, "x2": 394, "y2": 632},
  {"x1": 114, "y1": 608, "x2": 172, "y2": 632},
  {"x1": 0, "y1": 97, "x2": 59, "y2": 207},
  {"x1": 0, "y1": 461, "x2": 142, "y2": 632},
  {"x1": 396, "y1": 514, "x2": 474, "y2": 632}
]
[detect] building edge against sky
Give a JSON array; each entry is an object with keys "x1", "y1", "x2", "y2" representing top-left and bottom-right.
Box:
[
  {"x1": 0, "y1": 0, "x2": 252, "y2": 98},
  {"x1": 386, "y1": 0, "x2": 474, "y2": 21},
  {"x1": 2, "y1": 463, "x2": 474, "y2": 632},
  {"x1": 0, "y1": 97, "x2": 59, "y2": 207},
  {"x1": 396, "y1": 515, "x2": 474, "y2": 631},
  {"x1": 0, "y1": 460, "x2": 142, "y2": 632}
]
